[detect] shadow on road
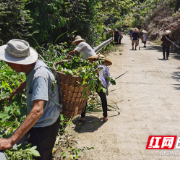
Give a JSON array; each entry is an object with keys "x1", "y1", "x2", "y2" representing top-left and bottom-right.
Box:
[
  {"x1": 137, "y1": 44, "x2": 180, "y2": 62},
  {"x1": 143, "y1": 45, "x2": 162, "y2": 52},
  {"x1": 171, "y1": 67, "x2": 180, "y2": 90},
  {"x1": 158, "y1": 58, "x2": 168, "y2": 61},
  {"x1": 72, "y1": 116, "x2": 105, "y2": 133},
  {"x1": 170, "y1": 54, "x2": 180, "y2": 61},
  {"x1": 72, "y1": 111, "x2": 120, "y2": 133},
  {"x1": 129, "y1": 49, "x2": 139, "y2": 51}
]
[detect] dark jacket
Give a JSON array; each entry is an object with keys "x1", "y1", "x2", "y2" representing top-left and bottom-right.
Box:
[
  {"x1": 161, "y1": 35, "x2": 171, "y2": 47},
  {"x1": 114, "y1": 31, "x2": 119, "y2": 38},
  {"x1": 132, "y1": 33, "x2": 139, "y2": 40}
]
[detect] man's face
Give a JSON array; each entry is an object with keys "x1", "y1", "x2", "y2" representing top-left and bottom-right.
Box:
[
  {"x1": 7, "y1": 62, "x2": 22, "y2": 73},
  {"x1": 75, "y1": 41, "x2": 81, "y2": 45}
]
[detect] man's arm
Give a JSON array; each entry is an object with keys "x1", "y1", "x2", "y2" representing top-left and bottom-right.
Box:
[
  {"x1": 66, "y1": 50, "x2": 77, "y2": 59},
  {"x1": 0, "y1": 100, "x2": 44, "y2": 150}
]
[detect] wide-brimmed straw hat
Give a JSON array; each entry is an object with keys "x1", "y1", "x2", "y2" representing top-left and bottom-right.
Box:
[
  {"x1": 72, "y1": 35, "x2": 86, "y2": 45},
  {"x1": 161, "y1": 30, "x2": 171, "y2": 36},
  {"x1": 132, "y1": 28, "x2": 139, "y2": 33},
  {"x1": 142, "y1": 30, "x2": 148, "y2": 34},
  {"x1": 0, "y1": 39, "x2": 38, "y2": 65},
  {"x1": 87, "y1": 54, "x2": 112, "y2": 66}
]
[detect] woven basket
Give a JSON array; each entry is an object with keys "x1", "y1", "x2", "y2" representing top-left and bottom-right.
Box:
[{"x1": 53, "y1": 61, "x2": 90, "y2": 118}]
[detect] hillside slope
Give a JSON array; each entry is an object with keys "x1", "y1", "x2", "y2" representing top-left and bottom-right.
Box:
[{"x1": 142, "y1": 1, "x2": 180, "y2": 48}]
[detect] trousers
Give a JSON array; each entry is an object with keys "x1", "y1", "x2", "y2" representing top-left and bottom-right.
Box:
[
  {"x1": 118, "y1": 36, "x2": 122, "y2": 44},
  {"x1": 0, "y1": 117, "x2": 60, "y2": 160},
  {"x1": 163, "y1": 45, "x2": 170, "y2": 58},
  {"x1": 81, "y1": 89, "x2": 107, "y2": 118}
]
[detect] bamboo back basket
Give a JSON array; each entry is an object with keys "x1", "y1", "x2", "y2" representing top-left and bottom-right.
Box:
[{"x1": 53, "y1": 61, "x2": 90, "y2": 118}]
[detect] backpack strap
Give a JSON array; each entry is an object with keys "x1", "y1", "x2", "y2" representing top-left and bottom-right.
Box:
[
  {"x1": 48, "y1": 96, "x2": 62, "y2": 108},
  {"x1": 50, "y1": 68, "x2": 63, "y2": 113}
]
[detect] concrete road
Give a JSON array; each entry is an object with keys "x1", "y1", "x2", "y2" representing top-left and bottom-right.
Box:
[{"x1": 70, "y1": 35, "x2": 180, "y2": 160}]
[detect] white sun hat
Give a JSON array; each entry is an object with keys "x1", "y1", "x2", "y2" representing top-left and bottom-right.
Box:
[
  {"x1": 161, "y1": 30, "x2": 171, "y2": 36},
  {"x1": 142, "y1": 30, "x2": 148, "y2": 34},
  {"x1": 0, "y1": 39, "x2": 38, "y2": 65},
  {"x1": 72, "y1": 35, "x2": 86, "y2": 45}
]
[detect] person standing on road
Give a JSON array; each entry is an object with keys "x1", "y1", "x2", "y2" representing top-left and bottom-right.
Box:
[
  {"x1": 81, "y1": 54, "x2": 112, "y2": 122},
  {"x1": 161, "y1": 30, "x2": 171, "y2": 60},
  {"x1": 132, "y1": 28, "x2": 139, "y2": 50},
  {"x1": 119, "y1": 29, "x2": 123, "y2": 44},
  {"x1": 66, "y1": 35, "x2": 96, "y2": 60},
  {"x1": 0, "y1": 39, "x2": 60, "y2": 160},
  {"x1": 67, "y1": 36, "x2": 111, "y2": 122},
  {"x1": 114, "y1": 29, "x2": 120, "y2": 44},
  {"x1": 142, "y1": 30, "x2": 148, "y2": 48},
  {"x1": 129, "y1": 28, "x2": 133, "y2": 40}
]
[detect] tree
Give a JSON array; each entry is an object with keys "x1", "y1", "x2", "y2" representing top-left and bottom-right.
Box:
[
  {"x1": 25, "y1": 0, "x2": 99, "y2": 46},
  {"x1": 57, "y1": 0, "x2": 97, "y2": 46},
  {"x1": 174, "y1": 0, "x2": 180, "y2": 12},
  {"x1": 25, "y1": 0, "x2": 66, "y2": 44},
  {"x1": 0, "y1": 0, "x2": 33, "y2": 44}
]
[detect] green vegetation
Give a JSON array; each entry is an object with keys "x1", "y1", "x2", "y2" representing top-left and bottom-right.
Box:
[
  {"x1": 0, "y1": 0, "x2": 33, "y2": 45},
  {"x1": 113, "y1": 0, "x2": 180, "y2": 30},
  {"x1": 0, "y1": 61, "x2": 26, "y2": 138},
  {"x1": 3, "y1": 0, "x2": 179, "y2": 160},
  {"x1": 4, "y1": 143, "x2": 40, "y2": 160},
  {"x1": 56, "y1": 56, "x2": 116, "y2": 98}
]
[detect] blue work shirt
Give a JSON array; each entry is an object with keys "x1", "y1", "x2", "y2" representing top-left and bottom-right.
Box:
[{"x1": 26, "y1": 60, "x2": 60, "y2": 127}]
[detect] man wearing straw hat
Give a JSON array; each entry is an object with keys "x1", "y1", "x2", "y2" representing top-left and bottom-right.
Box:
[
  {"x1": 67, "y1": 36, "x2": 111, "y2": 122},
  {"x1": 161, "y1": 30, "x2": 171, "y2": 59},
  {"x1": 0, "y1": 39, "x2": 60, "y2": 160},
  {"x1": 80, "y1": 54, "x2": 112, "y2": 122},
  {"x1": 142, "y1": 30, "x2": 148, "y2": 48},
  {"x1": 66, "y1": 35, "x2": 96, "y2": 60},
  {"x1": 132, "y1": 28, "x2": 139, "y2": 50}
]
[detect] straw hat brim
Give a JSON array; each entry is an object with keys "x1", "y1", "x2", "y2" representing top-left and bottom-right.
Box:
[
  {"x1": 87, "y1": 55, "x2": 112, "y2": 66},
  {"x1": 132, "y1": 28, "x2": 139, "y2": 33},
  {"x1": 161, "y1": 30, "x2": 171, "y2": 36},
  {"x1": 88, "y1": 54, "x2": 105, "y2": 59},
  {"x1": 72, "y1": 39, "x2": 86, "y2": 45},
  {"x1": 142, "y1": 30, "x2": 148, "y2": 34},
  {"x1": 0, "y1": 45, "x2": 38, "y2": 65}
]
